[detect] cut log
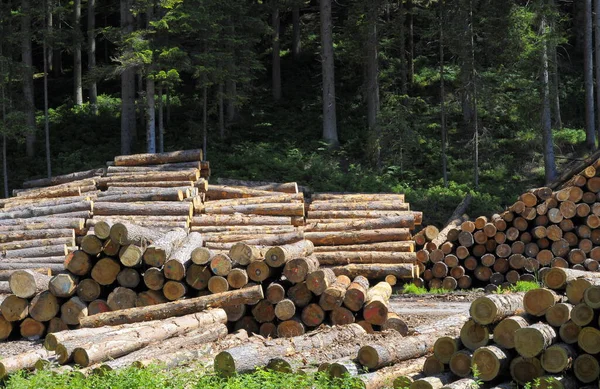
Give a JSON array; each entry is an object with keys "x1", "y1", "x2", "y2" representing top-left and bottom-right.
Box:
[
  {"x1": 0, "y1": 228, "x2": 74, "y2": 243},
  {"x1": 91, "y1": 258, "x2": 121, "y2": 285},
  {"x1": 210, "y1": 253, "x2": 233, "y2": 276},
  {"x1": 305, "y1": 215, "x2": 416, "y2": 233},
  {"x1": 315, "y1": 251, "x2": 417, "y2": 265},
  {"x1": 460, "y1": 319, "x2": 490, "y2": 350},
  {"x1": 163, "y1": 232, "x2": 203, "y2": 281},
  {"x1": 114, "y1": 149, "x2": 202, "y2": 166},
  {"x1": 117, "y1": 268, "x2": 141, "y2": 288},
  {"x1": 328, "y1": 264, "x2": 416, "y2": 280},
  {"x1": 109, "y1": 222, "x2": 164, "y2": 246},
  {"x1": 305, "y1": 229, "x2": 411, "y2": 246},
  {"x1": 0, "y1": 349, "x2": 51, "y2": 378},
  {"x1": 163, "y1": 281, "x2": 188, "y2": 301},
  {"x1": 472, "y1": 345, "x2": 510, "y2": 381},
  {"x1": 523, "y1": 288, "x2": 561, "y2": 316},
  {"x1": 343, "y1": 276, "x2": 370, "y2": 312},
  {"x1": 213, "y1": 323, "x2": 366, "y2": 376},
  {"x1": 306, "y1": 268, "x2": 337, "y2": 295},
  {"x1": 363, "y1": 281, "x2": 392, "y2": 325},
  {"x1": 264, "y1": 240, "x2": 315, "y2": 268},
  {"x1": 8, "y1": 270, "x2": 51, "y2": 298},
  {"x1": 470, "y1": 293, "x2": 524, "y2": 326},
  {"x1": 0, "y1": 236, "x2": 75, "y2": 251},
  {"x1": 208, "y1": 276, "x2": 229, "y2": 294},
  {"x1": 107, "y1": 287, "x2": 138, "y2": 311},
  {"x1": 185, "y1": 265, "x2": 211, "y2": 290},
  {"x1": 61, "y1": 296, "x2": 88, "y2": 325},
  {"x1": 94, "y1": 190, "x2": 185, "y2": 203},
  {"x1": 227, "y1": 243, "x2": 265, "y2": 266},
  {"x1": 274, "y1": 299, "x2": 296, "y2": 321},
  {"x1": 540, "y1": 343, "x2": 577, "y2": 373},
  {"x1": 544, "y1": 267, "x2": 600, "y2": 290},
  {"x1": 247, "y1": 260, "x2": 272, "y2": 282},
  {"x1": 573, "y1": 354, "x2": 600, "y2": 383},
  {"x1": 79, "y1": 284, "x2": 263, "y2": 327},
  {"x1": 227, "y1": 268, "x2": 249, "y2": 289},
  {"x1": 319, "y1": 275, "x2": 351, "y2": 311},
  {"x1": 287, "y1": 282, "x2": 313, "y2": 308},
  {"x1": 514, "y1": 323, "x2": 557, "y2": 358},
  {"x1": 509, "y1": 356, "x2": 544, "y2": 386},
  {"x1": 48, "y1": 273, "x2": 78, "y2": 298},
  {"x1": 283, "y1": 256, "x2": 320, "y2": 283},
  {"x1": 64, "y1": 250, "x2": 93, "y2": 276},
  {"x1": 143, "y1": 228, "x2": 188, "y2": 267},
  {"x1": 97, "y1": 201, "x2": 193, "y2": 217},
  {"x1": 77, "y1": 278, "x2": 102, "y2": 302}
]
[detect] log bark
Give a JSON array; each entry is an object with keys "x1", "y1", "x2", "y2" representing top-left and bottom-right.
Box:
[
  {"x1": 0, "y1": 349, "x2": 51, "y2": 378},
  {"x1": 305, "y1": 215, "x2": 416, "y2": 232},
  {"x1": 0, "y1": 263, "x2": 64, "y2": 273},
  {"x1": 431, "y1": 195, "x2": 472, "y2": 248},
  {"x1": 79, "y1": 284, "x2": 263, "y2": 327},
  {"x1": 206, "y1": 185, "x2": 278, "y2": 200},
  {"x1": 328, "y1": 264, "x2": 416, "y2": 280},
  {"x1": 514, "y1": 323, "x2": 557, "y2": 358},
  {"x1": 305, "y1": 228, "x2": 411, "y2": 246},
  {"x1": 470, "y1": 293, "x2": 525, "y2": 326},
  {"x1": 265, "y1": 240, "x2": 315, "y2": 268},
  {"x1": 96, "y1": 202, "x2": 193, "y2": 217},
  {"x1": 113, "y1": 149, "x2": 202, "y2": 166},
  {"x1": 319, "y1": 275, "x2": 351, "y2": 311},
  {"x1": 0, "y1": 228, "x2": 74, "y2": 243},
  {"x1": 109, "y1": 222, "x2": 164, "y2": 246},
  {"x1": 313, "y1": 242, "x2": 415, "y2": 253},
  {"x1": 472, "y1": 345, "x2": 510, "y2": 381},
  {"x1": 0, "y1": 201, "x2": 92, "y2": 220},
  {"x1": 363, "y1": 281, "x2": 392, "y2": 325},
  {"x1": 314, "y1": 251, "x2": 417, "y2": 265},
  {"x1": 164, "y1": 232, "x2": 203, "y2": 281},
  {"x1": 213, "y1": 323, "x2": 366, "y2": 376},
  {"x1": 190, "y1": 214, "x2": 292, "y2": 226}
]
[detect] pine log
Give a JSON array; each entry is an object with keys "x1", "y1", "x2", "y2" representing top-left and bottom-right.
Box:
[
  {"x1": 210, "y1": 253, "x2": 233, "y2": 276},
  {"x1": 190, "y1": 214, "x2": 292, "y2": 226},
  {"x1": 227, "y1": 243, "x2": 265, "y2": 266},
  {"x1": 430, "y1": 195, "x2": 472, "y2": 248},
  {"x1": 315, "y1": 251, "x2": 417, "y2": 265},
  {"x1": 470, "y1": 293, "x2": 524, "y2": 326},
  {"x1": 449, "y1": 349, "x2": 473, "y2": 377},
  {"x1": 283, "y1": 256, "x2": 320, "y2": 283},
  {"x1": 95, "y1": 190, "x2": 186, "y2": 203},
  {"x1": 314, "y1": 242, "x2": 415, "y2": 253},
  {"x1": 545, "y1": 303, "x2": 573, "y2": 327},
  {"x1": 319, "y1": 275, "x2": 351, "y2": 311},
  {"x1": 287, "y1": 282, "x2": 313, "y2": 308},
  {"x1": 162, "y1": 232, "x2": 203, "y2": 281},
  {"x1": 460, "y1": 319, "x2": 490, "y2": 350},
  {"x1": 213, "y1": 323, "x2": 366, "y2": 376},
  {"x1": 163, "y1": 281, "x2": 188, "y2": 301},
  {"x1": 343, "y1": 276, "x2": 370, "y2": 312},
  {"x1": 509, "y1": 356, "x2": 544, "y2": 386},
  {"x1": 540, "y1": 343, "x2": 577, "y2": 374},
  {"x1": 61, "y1": 296, "x2": 88, "y2": 325},
  {"x1": 305, "y1": 216, "x2": 416, "y2": 233},
  {"x1": 0, "y1": 349, "x2": 52, "y2": 378},
  {"x1": 0, "y1": 236, "x2": 75, "y2": 252},
  {"x1": 142, "y1": 228, "x2": 188, "y2": 267},
  {"x1": 543, "y1": 267, "x2": 600, "y2": 290},
  {"x1": 265, "y1": 240, "x2": 315, "y2": 268},
  {"x1": 523, "y1": 288, "x2": 561, "y2": 316},
  {"x1": 0, "y1": 228, "x2": 74, "y2": 243},
  {"x1": 306, "y1": 268, "x2": 337, "y2": 295},
  {"x1": 77, "y1": 278, "x2": 102, "y2": 302},
  {"x1": 472, "y1": 345, "x2": 510, "y2": 382},
  {"x1": 109, "y1": 222, "x2": 164, "y2": 246},
  {"x1": 202, "y1": 202, "x2": 304, "y2": 217},
  {"x1": 108, "y1": 161, "x2": 201, "y2": 173},
  {"x1": 573, "y1": 354, "x2": 600, "y2": 383},
  {"x1": 205, "y1": 232, "x2": 303, "y2": 247},
  {"x1": 305, "y1": 228, "x2": 411, "y2": 246},
  {"x1": 0, "y1": 201, "x2": 92, "y2": 220},
  {"x1": 206, "y1": 185, "x2": 278, "y2": 200},
  {"x1": 79, "y1": 284, "x2": 263, "y2": 327},
  {"x1": 113, "y1": 149, "x2": 202, "y2": 166},
  {"x1": 363, "y1": 281, "x2": 392, "y2": 325},
  {"x1": 329, "y1": 264, "x2": 416, "y2": 280},
  {"x1": 208, "y1": 276, "x2": 230, "y2": 294},
  {"x1": 185, "y1": 264, "x2": 211, "y2": 290},
  {"x1": 117, "y1": 244, "x2": 145, "y2": 267},
  {"x1": 63, "y1": 250, "x2": 92, "y2": 276},
  {"x1": 91, "y1": 258, "x2": 121, "y2": 285},
  {"x1": 566, "y1": 278, "x2": 600, "y2": 304},
  {"x1": 514, "y1": 323, "x2": 557, "y2": 358},
  {"x1": 96, "y1": 201, "x2": 192, "y2": 217},
  {"x1": 0, "y1": 263, "x2": 64, "y2": 273},
  {"x1": 49, "y1": 273, "x2": 78, "y2": 298},
  {"x1": 8, "y1": 270, "x2": 51, "y2": 298}
]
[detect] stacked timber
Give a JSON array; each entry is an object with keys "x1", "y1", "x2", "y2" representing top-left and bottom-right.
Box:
[
  {"x1": 410, "y1": 267, "x2": 600, "y2": 388},
  {"x1": 305, "y1": 193, "x2": 421, "y2": 282},
  {"x1": 415, "y1": 166, "x2": 600, "y2": 290}
]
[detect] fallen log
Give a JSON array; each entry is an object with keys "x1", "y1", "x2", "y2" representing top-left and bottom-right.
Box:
[
  {"x1": 94, "y1": 201, "x2": 193, "y2": 217},
  {"x1": 0, "y1": 348, "x2": 52, "y2": 378},
  {"x1": 431, "y1": 194, "x2": 472, "y2": 248},
  {"x1": 213, "y1": 323, "x2": 366, "y2": 376},
  {"x1": 328, "y1": 264, "x2": 416, "y2": 280},
  {"x1": 79, "y1": 284, "x2": 263, "y2": 327}
]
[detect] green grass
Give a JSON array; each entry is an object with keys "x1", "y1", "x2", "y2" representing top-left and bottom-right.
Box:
[
  {"x1": 4, "y1": 365, "x2": 365, "y2": 389},
  {"x1": 401, "y1": 283, "x2": 454, "y2": 295},
  {"x1": 494, "y1": 280, "x2": 540, "y2": 294}
]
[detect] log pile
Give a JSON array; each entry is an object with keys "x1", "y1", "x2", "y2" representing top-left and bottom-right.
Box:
[
  {"x1": 407, "y1": 267, "x2": 600, "y2": 388},
  {"x1": 414, "y1": 163, "x2": 600, "y2": 290}
]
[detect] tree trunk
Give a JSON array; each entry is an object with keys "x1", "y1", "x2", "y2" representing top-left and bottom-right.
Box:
[
  {"x1": 202, "y1": 84, "x2": 207, "y2": 160},
  {"x1": 0, "y1": 349, "x2": 51, "y2": 378},
  {"x1": 272, "y1": 1, "x2": 281, "y2": 101},
  {"x1": 158, "y1": 85, "x2": 164, "y2": 152},
  {"x1": 146, "y1": 76, "x2": 156, "y2": 153},
  {"x1": 585, "y1": 0, "x2": 596, "y2": 148},
  {"x1": 399, "y1": 0, "x2": 407, "y2": 95},
  {"x1": 320, "y1": 0, "x2": 338, "y2": 146},
  {"x1": 469, "y1": 0, "x2": 479, "y2": 189},
  {"x1": 218, "y1": 83, "x2": 225, "y2": 139},
  {"x1": 470, "y1": 293, "x2": 524, "y2": 326},
  {"x1": 21, "y1": 0, "x2": 36, "y2": 158},
  {"x1": 88, "y1": 0, "x2": 97, "y2": 114},
  {"x1": 264, "y1": 239, "x2": 315, "y2": 268},
  {"x1": 164, "y1": 232, "x2": 204, "y2": 280},
  {"x1": 541, "y1": 13, "x2": 557, "y2": 184},
  {"x1": 73, "y1": 0, "x2": 82, "y2": 105},
  {"x1": 120, "y1": 0, "x2": 135, "y2": 155},
  {"x1": 366, "y1": 0, "x2": 380, "y2": 168},
  {"x1": 292, "y1": 4, "x2": 301, "y2": 59},
  {"x1": 43, "y1": 1, "x2": 52, "y2": 178},
  {"x1": 550, "y1": 0, "x2": 562, "y2": 129},
  {"x1": 329, "y1": 263, "x2": 416, "y2": 280},
  {"x1": 143, "y1": 228, "x2": 187, "y2": 267},
  {"x1": 79, "y1": 284, "x2": 263, "y2": 327},
  {"x1": 440, "y1": 0, "x2": 448, "y2": 187}
]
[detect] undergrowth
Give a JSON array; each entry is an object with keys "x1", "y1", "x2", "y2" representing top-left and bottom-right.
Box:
[
  {"x1": 3, "y1": 366, "x2": 365, "y2": 389},
  {"x1": 401, "y1": 283, "x2": 454, "y2": 295},
  {"x1": 494, "y1": 280, "x2": 541, "y2": 294}
]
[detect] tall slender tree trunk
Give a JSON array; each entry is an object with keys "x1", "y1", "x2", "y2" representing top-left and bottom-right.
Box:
[
  {"x1": 120, "y1": 0, "x2": 135, "y2": 155},
  {"x1": 469, "y1": 0, "x2": 479, "y2": 189},
  {"x1": 52, "y1": 0, "x2": 62, "y2": 77},
  {"x1": 158, "y1": 85, "x2": 164, "y2": 153},
  {"x1": 0, "y1": 39, "x2": 8, "y2": 198},
  {"x1": 272, "y1": 2, "x2": 281, "y2": 101},
  {"x1": 407, "y1": 0, "x2": 414, "y2": 86},
  {"x1": 22, "y1": 0, "x2": 36, "y2": 158},
  {"x1": 366, "y1": 1, "x2": 380, "y2": 168},
  {"x1": 399, "y1": 0, "x2": 407, "y2": 95},
  {"x1": 320, "y1": 0, "x2": 338, "y2": 146},
  {"x1": 44, "y1": 0, "x2": 52, "y2": 178},
  {"x1": 202, "y1": 84, "x2": 207, "y2": 161},
  {"x1": 584, "y1": 0, "x2": 596, "y2": 149},
  {"x1": 73, "y1": 0, "x2": 83, "y2": 106},
  {"x1": 226, "y1": 21, "x2": 236, "y2": 124},
  {"x1": 47, "y1": 5, "x2": 53, "y2": 73},
  {"x1": 218, "y1": 83, "x2": 225, "y2": 140},
  {"x1": 146, "y1": 5, "x2": 156, "y2": 154},
  {"x1": 166, "y1": 87, "x2": 171, "y2": 125},
  {"x1": 550, "y1": 0, "x2": 562, "y2": 129},
  {"x1": 440, "y1": 0, "x2": 448, "y2": 188},
  {"x1": 594, "y1": 0, "x2": 600, "y2": 140},
  {"x1": 88, "y1": 0, "x2": 97, "y2": 114},
  {"x1": 292, "y1": 4, "x2": 301, "y2": 59},
  {"x1": 541, "y1": 14, "x2": 557, "y2": 183}
]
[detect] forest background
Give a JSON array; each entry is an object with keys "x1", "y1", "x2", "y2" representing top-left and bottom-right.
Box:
[{"x1": 0, "y1": 0, "x2": 596, "y2": 227}]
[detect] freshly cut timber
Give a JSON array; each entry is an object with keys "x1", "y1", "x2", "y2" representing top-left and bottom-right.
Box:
[
  {"x1": 313, "y1": 241, "x2": 415, "y2": 253},
  {"x1": 0, "y1": 201, "x2": 92, "y2": 220},
  {"x1": 308, "y1": 201, "x2": 409, "y2": 212},
  {"x1": 471, "y1": 345, "x2": 510, "y2": 381},
  {"x1": 0, "y1": 263, "x2": 64, "y2": 273},
  {"x1": 544, "y1": 267, "x2": 600, "y2": 290},
  {"x1": 163, "y1": 232, "x2": 203, "y2": 280},
  {"x1": 8, "y1": 270, "x2": 52, "y2": 298},
  {"x1": 514, "y1": 323, "x2": 557, "y2": 358},
  {"x1": 265, "y1": 240, "x2": 315, "y2": 268},
  {"x1": 213, "y1": 323, "x2": 366, "y2": 376},
  {"x1": 206, "y1": 185, "x2": 278, "y2": 200},
  {"x1": 305, "y1": 228, "x2": 411, "y2": 246},
  {"x1": 94, "y1": 190, "x2": 185, "y2": 203},
  {"x1": 109, "y1": 222, "x2": 164, "y2": 246},
  {"x1": 0, "y1": 349, "x2": 51, "y2": 378},
  {"x1": 343, "y1": 276, "x2": 370, "y2": 312},
  {"x1": 48, "y1": 273, "x2": 78, "y2": 298},
  {"x1": 431, "y1": 195, "x2": 472, "y2": 248},
  {"x1": 469, "y1": 293, "x2": 525, "y2": 325},
  {"x1": 314, "y1": 251, "x2": 417, "y2": 265},
  {"x1": 21, "y1": 169, "x2": 103, "y2": 189},
  {"x1": 79, "y1": 285, "x2": 263, "y2": 327},
  {"x1": 493, "y1": 315, "x2": 530, "y2": 349},
  {"x1": 311, "y1": 193, "x2": 405, "y2": 202},
  {"x1": 0, "y1": 229, "x2": 74, "y2": 243},
  {"x1": 305, "y1": 215, "x2": 417, "y2": 232},
  {"x1": 114, "y1": 149, "x2": 202, "y2": 166},
  {"x1": 523, "y1": 288, "x2": 561, "y2": 316},
  {"x1": 215, "y1": 179, "x2": 298, "y2": 193},
  {"x1": 95, "y1": 202, "x2": 193, "y2": 217},
  {"x1": 283, "y1": 256, "x2": 319, "y2": 283},
  {"x1": 319, "y1": 275, "x2": 351, "y2": 311},
  {"x1": 106, "y1": 161, "x2": 202, "y2": 173},
  {"x1": 328, "y1": 264, "x2": 416, "y2": 280},
  {"x1": 97, "y1": 170, "x2": 200, "y2": 185},
  {"x1": 190, "y1": 214, "x2": 293, "y2": 226},
  {"x1": 363, "y1": 282, "x2": 392, "y2": 325}
]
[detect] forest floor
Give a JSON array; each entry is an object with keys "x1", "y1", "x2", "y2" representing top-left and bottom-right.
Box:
[{"x1": 0, "y1": 290, "x2": 481, "y2": 360}]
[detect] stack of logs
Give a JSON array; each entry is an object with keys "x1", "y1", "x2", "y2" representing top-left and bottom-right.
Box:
[
  {"x1": 397, "y1": 267, "x2": 600, "y2": 388},
  {"x1": 414, "y1": 161, "x2": 600, "y2": 291},
  {"x1": 0, "y1": 220, "x2": 418, "y2": 345}
]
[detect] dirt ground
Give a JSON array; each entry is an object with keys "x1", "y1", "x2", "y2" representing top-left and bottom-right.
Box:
[{"x1": 0, "y1": 290, "x2": 482, "y2": 360}]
